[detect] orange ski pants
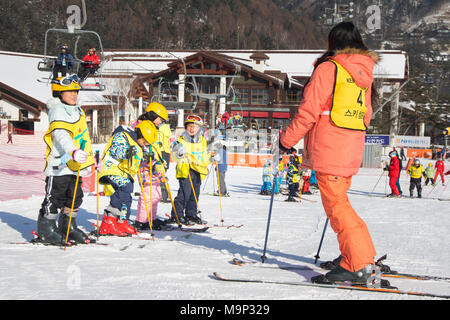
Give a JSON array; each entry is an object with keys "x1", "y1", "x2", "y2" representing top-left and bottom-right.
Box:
[{"x1": 316, "y1": 173, "x2": 376, "y2": 272}]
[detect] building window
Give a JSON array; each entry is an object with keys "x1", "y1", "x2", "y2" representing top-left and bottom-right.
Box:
[
  {"x1": 251, "y1": 88, "x2": 268, "y2": 105},
  {"x1": 286, "y1": 89, "x2": 300, "y2": 103},
  {"x1": 235, "y1": 88, "x2": 250, "y2": 104}
]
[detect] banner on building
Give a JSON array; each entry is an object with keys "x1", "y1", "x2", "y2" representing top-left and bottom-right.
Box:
[
  {"x1": 393, "y1": 135, "x2": 430, "y2": 148},
  {"x1": 365, "y1": 135, "x2": 390, "y2": 146}
]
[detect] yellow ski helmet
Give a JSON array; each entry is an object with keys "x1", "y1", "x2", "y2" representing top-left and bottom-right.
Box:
[
  {"x1": 135, "y1": 120, "x2": 158, "y2": 145},
  {"x1": 51, "y1": 75, "x2": 81, "y2": 97},
  {"x1": 145, "y1": 102, "x2": 169, "y2": 122}
]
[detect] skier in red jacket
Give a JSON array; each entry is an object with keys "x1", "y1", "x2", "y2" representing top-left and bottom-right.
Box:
[
  {"x1": 387, "y1": 150, "x2": 400, "y2": 197},
  {"x1": 434, "y1": 156, "x2": 446, "y2": 186},
  {"x1": 78, "y1": 47, "x2": 101, "y2": 80}
]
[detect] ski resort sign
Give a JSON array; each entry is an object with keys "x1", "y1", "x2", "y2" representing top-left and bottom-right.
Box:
[
  {"x1": 365, "y1": 135, "x2": 390, "y2": 146},
  {"x1": 393, "y1": 135, "x2": 430, "y2": 148}
]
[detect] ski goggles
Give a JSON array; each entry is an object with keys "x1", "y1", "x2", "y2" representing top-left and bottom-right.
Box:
[
  {"x1": 58, "y1": 74, "x2": 80, "y2": 86},
  {"x1": 185, "y1": 114, "x2": 203, "y2": 124}
]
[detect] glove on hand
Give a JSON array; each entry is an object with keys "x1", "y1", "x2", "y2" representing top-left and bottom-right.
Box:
[{"x1": 72, "y1": 149, "x2": 88, "y2": 163}]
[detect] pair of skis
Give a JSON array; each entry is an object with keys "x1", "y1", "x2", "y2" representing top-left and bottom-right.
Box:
[{"x1": 211, "y1": 258, "x2": 450, "y2": 299}]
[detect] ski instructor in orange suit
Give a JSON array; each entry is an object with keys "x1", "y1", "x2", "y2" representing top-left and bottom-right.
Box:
[{"x1": 279, "y1": 22, "x2": 379, "y2": 285}]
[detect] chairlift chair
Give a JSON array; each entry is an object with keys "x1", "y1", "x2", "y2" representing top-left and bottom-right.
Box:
[{"x1": 37, "y1": 27, "x2": 106, "y2": 91}]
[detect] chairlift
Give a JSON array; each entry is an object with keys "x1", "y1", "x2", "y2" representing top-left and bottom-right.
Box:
[
  {"x1": 151, "y1": 78, "x2": 198, "y2": 110},
  {"x1": 37, "y1": 27, "x2": 106, "y2": 91}
]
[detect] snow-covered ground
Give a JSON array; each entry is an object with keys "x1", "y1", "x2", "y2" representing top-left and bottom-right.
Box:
[{"x1": 0, "y1": 165, "x2": 449, "y2": 301}]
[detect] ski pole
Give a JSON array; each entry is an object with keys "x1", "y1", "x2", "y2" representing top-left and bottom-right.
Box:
[
  {"x1": 216, "y1": 163, "x2": 224, "y2": 225},
  {"x1": 187, "y1": 165, "x2": 201, "y2": 215},
  {"x1": 314, "y1": 218, "x2": 329, "y2": 264},
  {"x1": 161, "y1": 171, "x2": 182, "y2": 228},
  {"x1": 426, "y1": 176, "x2": 441, "y2": 197},
  {"x1": 137, "y1": 165, "x2": 154, "y2": 240},
  {"x1": 370, "y1": 170, "x2": 385, "y2": 195},
  {"x1": 64, "y1": 166, "x2": 81, "y2": 251},
  {"x1": 261, "y1": 133, "x2": 280, "y2": 263},
  {"x1": 261, "y1": 169, "x2": 278, "y2": 263},
  {"x1": 149, "y1": 157, "x2": 154, "y2": 234},
  {"x1": 202, "y1": 164, "x2": 213, "y2": 192},
  {"x1": 96, "y1": 169, "x2": 99, "y2": 240},
  {"x1": 95, "y1": 150, "x2": 100, "y2": 239}
]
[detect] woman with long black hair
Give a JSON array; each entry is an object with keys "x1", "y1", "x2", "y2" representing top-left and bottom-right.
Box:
[{"x1": 280, "y1": 22, "x2": 379, "y2": 285}]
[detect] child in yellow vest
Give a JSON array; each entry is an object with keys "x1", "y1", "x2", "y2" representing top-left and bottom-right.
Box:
[
  {"x1": 168, "y1": 114, "x2": 211, "y2": 225},
  {"x1": 133, "y1": 102, "x2": 170, "y2": 231},
  {"x1": 39, "y1": 75, "x2": 95, "y2": 245},
  {"x1": 98, "y1": 121, "x2": 157, "y2": 236},
  {"x1": 408, "y1": 159, "x2": 426, "y2": 198}
]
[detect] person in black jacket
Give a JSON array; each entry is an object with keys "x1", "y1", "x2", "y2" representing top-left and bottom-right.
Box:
[{"x1": 53, "y1": 45, "x2": 74, "y2": 80}]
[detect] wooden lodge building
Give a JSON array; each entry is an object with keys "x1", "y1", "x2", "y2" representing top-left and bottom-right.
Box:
[{"x1": 0, "y1": 49, "x2": 408, "y2": 143}]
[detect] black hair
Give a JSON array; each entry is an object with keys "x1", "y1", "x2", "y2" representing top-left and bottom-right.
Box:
[
  {"x1": 137, "y1": 111, "x2": 159, "y2": 122},
  {"x1": 314, "y1": 21, "x2": 367, "y2": 70},
  {"x1": 304, "y1": 21, "x2": 378, "y2": 106},
  {"x1": 135, "y1": 127, "x2": 144, "y2": 140}
]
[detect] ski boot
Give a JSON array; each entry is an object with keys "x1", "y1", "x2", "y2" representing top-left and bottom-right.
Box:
[
  {"x1": 319, "y1": 255, "x2": 342, "y2": 270},
  {"x1": 134, "y1": 220, "x2": 150, "y2": 231},
  {"x1": 311, "y1": 264, "x2": 373, "y2": 286},
  {"x1": 285, "y1": 196, "x2": 298, "y2": 202},
  {"x1": 152, "y1": 218, "x2": 168, "y2": 230},
  {"x1": 37, "y1": 209, "x2": 66, "y2": 246},
  {"x1": 99, "y1": 210, "x2": 127, "y2": 237},
  {"x1": 116, "y1": 219, "x2": 138, "y2": 235},
  {"x1": 186, "y1": 215, "x2": 207, "y2": 225},
  {"x1": 58, "y1": 210, "x2": 90, "y2": 244}
]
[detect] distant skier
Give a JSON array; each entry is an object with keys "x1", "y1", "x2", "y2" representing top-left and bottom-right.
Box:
[
  {"x1": 387, "y1": 150, "x2": 400, "y2": 197},
  {"x1": 214, "y1": 143, "x2": 229, "y2": 197},
  {"x1": 53, "y1": 45, "x2": 74, "y2": 80},
  {"x1": 301, "y1": 169, "x2": 313, "y2": 195},
  {"x1": 6, "y1": 132, "x2": 13, "y2": 144},
  {"x1": 274, "y1": 156, "x2": 284, "y2": 194},
  {"x1": 434, "y1": 156, "x2": 446, "y2": 186},
  {"x1": 260, "y1": 159, "x2": 273, "y2": 195},
  {"x1": 424, "y1": 163, "x2": 436, "y2": 186},
  {"x1": 408, "y1": 159, "x2": 425, "y2": 198},
  {"x1": 285, "y1": 161, "x2": 300, "y2": 202}
]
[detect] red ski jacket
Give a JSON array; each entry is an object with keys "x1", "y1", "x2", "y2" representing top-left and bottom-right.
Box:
[
  {"x1": 435, "y1": 160, "x2": 445, "y2": 172},
  {"x1": 388, "y1": 157, "x2": 400, "y2": 178},
  {"x1": 82, "y1": 54, "x2": 100, "y2": 67}
]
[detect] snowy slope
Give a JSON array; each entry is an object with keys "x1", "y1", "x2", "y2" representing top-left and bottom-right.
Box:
[{"x1": 0, "y1": 165, "x2": 449, "y2": 301}]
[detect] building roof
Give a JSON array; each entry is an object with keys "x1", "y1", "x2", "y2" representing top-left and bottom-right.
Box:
[{"x1": 103, "y1": 49, "x2": 409, "y2": 81}]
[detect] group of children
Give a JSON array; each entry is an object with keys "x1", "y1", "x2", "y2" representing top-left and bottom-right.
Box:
[
  {"x1": 37, "y1": 74, "x2": 214, "y2": 245},
  {"x1": 387, "y1": 150, "x2": 447, "y2": 198},
  {"x1": 259, "y1": 150, "x2": 317, "y2": 202}
]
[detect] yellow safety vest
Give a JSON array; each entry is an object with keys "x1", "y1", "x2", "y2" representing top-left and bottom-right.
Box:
[
  {"x1": 278, "y1": 161, "x2": 284, "y2": 172},
  {"x1": 292, "y1": 168, "x2": 299, "y2": 183},
  {"x1": 157, "y1": 123, "x2": 172, "y2": 153},
  {"x1": 329, "y1": 59, "x2": 368, "y2": 131},
  {"x1": 99, "y1": 131, "x2": 143, "y2": 184},
  {"x1": 176, "y1": 135, "x2": 209, "y2": 180},
  {"x1": 409, "y1": 165, "x2": 425, "y2": 179},
  {"x1": 43, "y1": 110, "x2": 94, "y2": 172}
]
